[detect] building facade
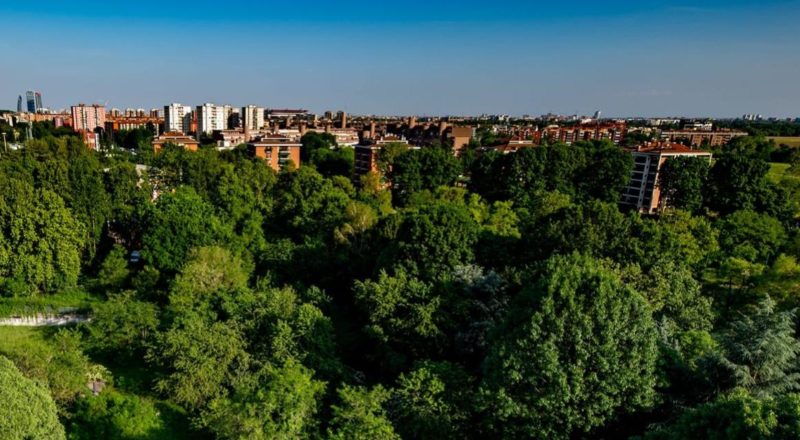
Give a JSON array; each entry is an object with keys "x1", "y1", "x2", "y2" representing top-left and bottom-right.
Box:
[
  {"x1": 26, "y1": 91, "x2": 43, "y2": 113},
  {"x1": 620, "y1": 142, "x2": 712, "y2": 214},
  {"x1": 248, "y1": 135, "x2": 301, "y2": 172},
  {"x1": 164, "y1": 103, "x2": 193, "y2": 134},
  {"x1": 242, "y1": 105, "x2": 265, "y2": 132},
  {"x1": 71, "y1": 104, "x2": 106, "y2": 132},
  {"x1": 196, "y1": 103, "x2": 227, "y2": 137}
]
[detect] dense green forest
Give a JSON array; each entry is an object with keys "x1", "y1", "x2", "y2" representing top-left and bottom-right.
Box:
[{"x1": 1, "y1": 122, "x2": 800, "y2": 439}]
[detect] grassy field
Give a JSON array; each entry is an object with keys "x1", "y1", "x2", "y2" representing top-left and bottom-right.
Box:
[
  {"x1": 768, "y1": 137, "x2": 800, "y2": 148},
  {"x1": 0, "y1": 289, "x2": 102, "y2": 317},
  {"x1": 768, "y1": 162, "x2": 800, "y2": 185}
]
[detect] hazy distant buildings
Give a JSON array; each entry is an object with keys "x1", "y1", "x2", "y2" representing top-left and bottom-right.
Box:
[
  {"x1": 660, "y1": 129, "x2": 747, "y2": 147},
  {"x1": 71, "y1": 104, "x2": 106, "y2": 132},
  {"x1": 16, "y1": 96, "x2": 23, "y2": 113},
  {"x1": 242, "y1": 105, "x2": 265, "y2": 132},
  {"x1": 196, "y1": 103, "x2": 227, "y2": 137},
  {"x1": 621, "y1": 142, "x2": 712, "y2": 214},
  {"x1": 165, "y1": 103, "x2": 193, "y2": 134},
  {"x1": 26, "y1": 91, "x2": 43, "y2": 113}
]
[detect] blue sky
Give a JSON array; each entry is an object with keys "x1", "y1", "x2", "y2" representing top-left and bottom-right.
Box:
[{"x1": 2, "y1": 0, "x2": 799, "y2": 117}]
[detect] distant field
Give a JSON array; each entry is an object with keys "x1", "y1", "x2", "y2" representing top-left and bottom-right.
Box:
[
  {"x1": 769, "y1": 137, "x2": 800, "y2": 148},
  {"x1": 768, "y1": 162, "x2": 800, "y2": 185}
]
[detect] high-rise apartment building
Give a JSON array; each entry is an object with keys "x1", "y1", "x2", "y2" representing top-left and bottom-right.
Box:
[
  {"x1": 26, "y1": 91, "x2": 43, "y2": 113},
  {"x1": 71, "y1": 104, "x2": 106, "y2": 132},
  {"x1": 196, "y1": 103, "x2": 227, "y2": 137},
  {"x1": 165, "y1": 103, "x2": 193, "y2": 133},
  {"x1": 242, "y1": 105, "x2": 265, "y2": 132}
]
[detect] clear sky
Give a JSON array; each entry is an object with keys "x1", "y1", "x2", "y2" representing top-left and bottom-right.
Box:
[{"x1": 2, "y1": 0, "x2": 799, "y2": 117}]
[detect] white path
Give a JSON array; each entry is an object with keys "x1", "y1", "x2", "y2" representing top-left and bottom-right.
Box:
[{"x1": 0, "y1": 314, "x2": 90, "y2": 327}]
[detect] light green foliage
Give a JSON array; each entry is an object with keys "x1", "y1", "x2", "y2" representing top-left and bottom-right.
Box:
[
  {"x1": 0, "y1": 356, "x2": 65, "y2": 440},
  {"x1": 716, "y1": 210, "x2": 787, "y2": 264},
  {"x1": 88, "y1": 291, "x2": 159, "y2": 359},
  {"x1": 97, "y1": 245, "x2": 130, "y2": 290},
  {"x1": 150, "y1": 319, "x2": 249, "y2": 410},
  {"x1": 328, "y1": 384, "x2": 399, "y2": 440},
  {"x1": 644, "y1": 389, "x2": 800, "y2": 439},
  {"x1": 203, "y1": 359, "x2": 325, "y2": 440},
  {"x1": 481, "y1": 253, "x2": 658, "y2": 439},
  {"x1": 170, "y1": 246, "x2": 250, "y2": 311},
  {"x1": 0, "y1": 177, "x2": 85, "y2": 294},
  {"x1": 68, "y1": 391, "x2": 168, "y2": 440}
]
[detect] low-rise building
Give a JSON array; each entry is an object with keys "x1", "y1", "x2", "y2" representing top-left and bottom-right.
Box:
[
  {"x1": 152, "y1": 132, "x2": 200, "y2": 153},
  {"x1": 620, "y1": 142, "x2": 712, "y2": 214},
  {"x1": 660, "y1": 130, "x2": 747, "y2": 147},
  {"x1": 248, "y1": 135, "x2": 301, "y2": 172}
]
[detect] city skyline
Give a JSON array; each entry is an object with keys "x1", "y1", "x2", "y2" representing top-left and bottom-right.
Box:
[{"x1": 2, "y1": 0, "x2": 800, "y2": 117}]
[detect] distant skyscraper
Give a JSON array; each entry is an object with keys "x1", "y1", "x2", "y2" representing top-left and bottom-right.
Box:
[
  {"x1": 25, "y1": 91, "x2": 43, "y2": 113},
  {"x1": 16, "y1": 95, "x2": 23, "y2": 113}
]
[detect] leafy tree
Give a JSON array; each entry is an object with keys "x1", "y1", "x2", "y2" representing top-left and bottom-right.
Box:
[
  {"x1": 580, "y1": 143, "x2": 633, "y2": 202},
  {"x1": 354, "y1": 269, "x2": 440, "y2": 368},
  {"x1": 0, "y1": 177, "x2": 85, "y2": 294},
  {"x1": 388, "y1": 202, "x2": 479, "y2": 280},
  {"x1": 481, "y1": 253, "x2": 658, "y2": 439},
  {"x1": 149, "y1": 319, "x2": 249, "y2": 410},
  {"x1": 68, "y1": 391, "x2": 168, "y2": 440},
  {"x1": 390, "y1": 147, "x2": 461, "y2": 205},
  {"x1": 301, "y1": 131, "x2": 338, "y2": 163},
  {"x1": 97, "y1": 245, "x2": 130, "y2": 290},
  {"x1": 88, "y1": 291, "x2": 159, "y2": 359},
  {"x1": 328, "y1": 385, "x2": 399, "y2": 440},
  {"x1": 273, "y1": 166, "x2": 350, "y2": 240},
  {"x1": 202, "y1": 359, "x2": 325, "y2": 440},
  {"x1": 706, "y1": 137, "x2": 775, "y2": 214},
  {"x1": 716, "y1": 210, "x2": 786, "y2": 264},
  {"x1": 140, "y1": 186, "x2": 232, "y2": 274},
  {"x1": 391, "y1": 361, "x2": 473, "y2": 439},
  {"x1": 0, "y1": 356, "x2": 65, "y2": 440},
  {"x1": 716, "y1": 298, "x2": 800, "y2": 397},
  {"x1": 659, "y1": 156, "x2": 710, "y2": 213},
  {"x1": 643, "y1": 389, "x2": 800, "y2": 440}
]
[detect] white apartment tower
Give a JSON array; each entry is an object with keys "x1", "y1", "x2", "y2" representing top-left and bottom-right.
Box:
[
  {"x1": 165, "y1": 103, "x2": 193, "y2": 134},
  {"x1": 242, "y1": 105, "x2": 265, "y2": 132},
  {"x1": 196, "y1": 103, "x2": 227, "y2": 137}
]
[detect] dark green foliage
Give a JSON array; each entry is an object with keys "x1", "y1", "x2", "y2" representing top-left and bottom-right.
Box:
[
  {"x1": 141, "y1": 187, "x2": 232, "y2": 274},
  {"x1": 659, "y1": 156, "x2": 711, "y2": 213},
  {"x1": 480, "y1": 254, "x2": 658, "y2": 439},
  {"x1": 390, "y1": 146, "x2": 461, "y2": 205},
  {"x1": 644, "y1": 390, "x2": 800, "y2": 440},
  {"x1": 0, "y1": 132, "x2": 797, "y2": 439}
]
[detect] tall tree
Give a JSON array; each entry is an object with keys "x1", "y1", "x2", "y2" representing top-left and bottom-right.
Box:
[
  {"x1": 481, "y1": 253, "x2": 658, "y2": 439},
  {"x1": 658, "y1": 156, "x2": 711, "y2": 213},
  {"x1": 0, "y1": 356, "x2": 65, "y2": 440}
]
